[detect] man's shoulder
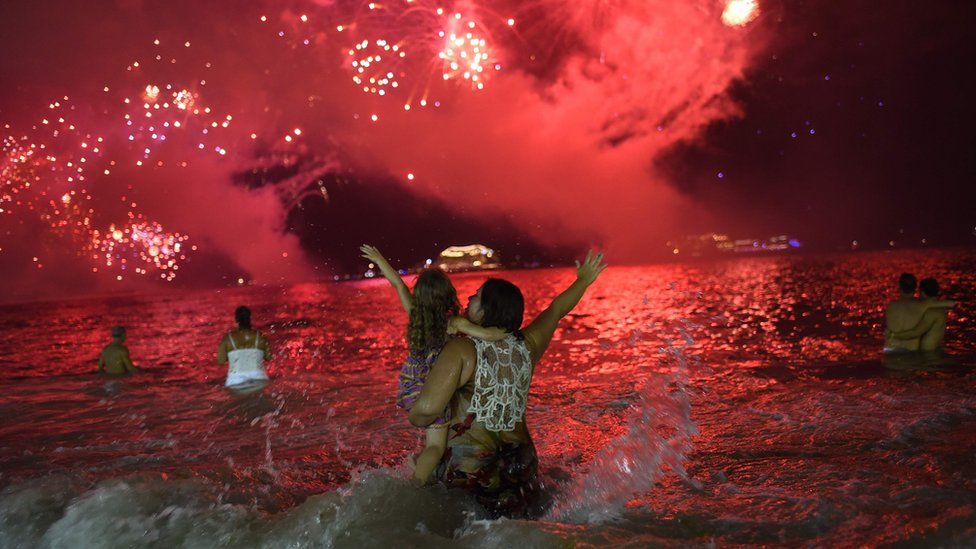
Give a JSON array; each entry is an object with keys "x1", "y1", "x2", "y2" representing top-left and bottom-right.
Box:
[
  {"x1": 887, "y1": 299, "x2": 910, "y2": 311},
  {"x1": 888, "y1": 299, "x2": 924, "y2": 316}
]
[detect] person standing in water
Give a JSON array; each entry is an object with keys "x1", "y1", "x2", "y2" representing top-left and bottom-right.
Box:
[
  {"x1": 217, "y1": 306, "x2": 271, "y2": 387},
  {"x1": 360, "y1": 244, "x2": 506, "y2": 484},
  {"x1": 884, "y1": 273, "x2": 954, "y2": 352},
  {"x1": 410, "y1": 251, "x2": 608, "y2": 518},
  {"x1": 98, "y1": 326, "x2": 139, "y2": 375},
  {"x1": 889, "y1": 278, "x2": 955, "y2": 352}
]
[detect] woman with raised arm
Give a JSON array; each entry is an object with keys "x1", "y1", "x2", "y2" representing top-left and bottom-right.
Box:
[{"x1": 409, "y1": 251, "x2": 608, "y2": 518}]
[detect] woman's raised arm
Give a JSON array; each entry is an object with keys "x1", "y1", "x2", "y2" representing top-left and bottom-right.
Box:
[
  {"x1": 522, "y1": 251, "x2": 607, "y2": 362},
  {"x1": 360, "y1": 244, "x2": 414, "y2": 314}
]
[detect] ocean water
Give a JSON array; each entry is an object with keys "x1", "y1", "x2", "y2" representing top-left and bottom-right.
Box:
[{"x1": 1, "y1": 249, "x2": 975, "y2": 547}]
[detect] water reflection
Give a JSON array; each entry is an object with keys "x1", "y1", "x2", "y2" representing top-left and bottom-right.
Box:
[{"x1": 0, "y1": 248, "x2": 974, "y2": 545}]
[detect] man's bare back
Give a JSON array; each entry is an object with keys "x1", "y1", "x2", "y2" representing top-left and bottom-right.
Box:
[
  {"x1": 886, "y1": 276, "x2": 955, "y2": 352},
  {"x1": 885, "y1": 298, "x2": 931, "y2": 351},
  {"x1": 891, "y1": 304, "x2": 950, "y2": 352},
  {"x1": 98, "y1": 327, "x2": 138, "y2": 375}
]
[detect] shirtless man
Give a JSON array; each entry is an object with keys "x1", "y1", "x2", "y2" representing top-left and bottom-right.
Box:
[
  {"x1": 885, "y1": 274, "x2": 954, "y2": 352},
  {"x1": 98, "y1": 326, "x2": 139, "y2": 375},
  {"x1": 890, "y1": 278, "x2": 953, "y2": 351}
]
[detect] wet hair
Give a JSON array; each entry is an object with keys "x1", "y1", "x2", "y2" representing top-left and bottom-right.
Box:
[
  {"x1": 898, "y1": 273, "x2": 917, "y2": 294},
  {"x1": 407, "y1": 269, "x2": 460, "y2": 356},
  {"x1": 235, "y1": 306, "x2": 252, "y2": 329},
  {"x1": 111, "y1": 326, "x2": 126, "y2": 339},
  {"x1": 919, "y1": 278, "x2": 940, "y2": 298},
  {"x1": 479, "y1": 278, "x2": 524, "y2": 336}
]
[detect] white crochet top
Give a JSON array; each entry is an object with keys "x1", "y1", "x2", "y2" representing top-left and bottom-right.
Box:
[{"x1": 468, "y1": 334, "x2": 533, "y2": 432}]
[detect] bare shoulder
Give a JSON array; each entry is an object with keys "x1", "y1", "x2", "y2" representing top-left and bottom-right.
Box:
[
  {"x1": 886, "y1": 300, "x2": 910, "y2": 316},
  {"x1": 443, "y1": 337, "x2": 476, "y2": 359},
  {"x1": 923, "y1": 307, "x2": 949, "y2": 321}
]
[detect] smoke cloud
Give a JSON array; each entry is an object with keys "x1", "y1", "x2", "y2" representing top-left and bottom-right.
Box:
[{"x1": 0, "y1": 0, "x2": 768, "y2": 300}]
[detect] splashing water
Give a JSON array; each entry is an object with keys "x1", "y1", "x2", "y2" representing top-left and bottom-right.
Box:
[
  {"x1": 1, "y1": 255, "x2": 975, "y2": 545},
  {"x1": 547, "y1": 325, "x2": 699, "y2": 523}
]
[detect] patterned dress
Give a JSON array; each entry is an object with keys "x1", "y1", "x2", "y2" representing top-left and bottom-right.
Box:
[
  {"x1": 434, "y1": 335, "x2": 545, "y2": 518},
  {"x1": 396, "y1": 349, "x2": 451, "y2": 425}
]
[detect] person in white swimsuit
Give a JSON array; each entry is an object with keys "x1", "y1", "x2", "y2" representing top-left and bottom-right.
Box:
[{"x1": 217, "y1": 306, "x2": 271, "y2": 387}]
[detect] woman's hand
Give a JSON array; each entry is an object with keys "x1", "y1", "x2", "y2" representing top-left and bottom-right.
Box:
[
  {"x1": 360, "y1": 244, "x2": 388, "y2": 267},
  {"x1": 575, "y1": 250, "x2": 608, "y2": 286}
]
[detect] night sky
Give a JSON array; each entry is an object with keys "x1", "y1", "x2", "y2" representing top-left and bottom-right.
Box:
[{"x1": 1, "y1": 0, "x2": 974, "y2": 300}]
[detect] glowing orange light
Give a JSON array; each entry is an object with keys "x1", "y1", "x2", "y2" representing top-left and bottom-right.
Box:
[{"x1": 722, "y1": 0, "x2": 759, "y2": 27}]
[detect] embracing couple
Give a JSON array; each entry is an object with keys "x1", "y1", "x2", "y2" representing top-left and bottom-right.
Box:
[
  {"x1": 885, "y1": 272, "x2": 956, "y2": 353},
  {"x1": 362, "y1": 245, "x2": 607, "y2": 518}
]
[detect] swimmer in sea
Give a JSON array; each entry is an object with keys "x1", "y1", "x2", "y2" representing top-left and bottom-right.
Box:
[
  {"x1": 217, "y1": 306, "x2": 271, "y2": 387},
  {"x1": 884, "y1": 273, "x2": 955, "y2": 352},
  {"x1": 888, "y1": 278, "x2": 955, "y2": 352},
  {"x1": 98, "y1": 326, "x2": 139, "y2": 375}
]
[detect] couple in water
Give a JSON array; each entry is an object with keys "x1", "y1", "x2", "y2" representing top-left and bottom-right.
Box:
[
  {"x1": 885, "y1": 273, "x2": 956, "y2": 353},
  {"x1": 361, "y1": 245, "x2": 608, "y2": 518}
]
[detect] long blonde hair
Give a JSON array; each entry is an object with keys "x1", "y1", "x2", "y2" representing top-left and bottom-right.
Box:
[{"x1": 407, "y1": 269, "x2": 460, "y2": 357}]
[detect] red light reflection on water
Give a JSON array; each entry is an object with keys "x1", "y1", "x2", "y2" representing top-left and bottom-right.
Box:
[{"x1": 0, "y1": 249, "x2": 974, "y2": 544}]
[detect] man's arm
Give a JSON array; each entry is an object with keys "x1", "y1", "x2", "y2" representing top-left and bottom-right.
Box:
[
  {"x1": 216, "y1": 335, "x2": 229, "y2": 365},
  {"x1": 122, "y1": 348, "x2": 138, "y2": 373},
  {"x1": 260, "y1": 335, "x2": 271, "y2": 361},
  {"x1": 522, "y1": 251, "x2": 607, "y2": 363},
  {"x1": 894, "y1": 312, "x2": 939, "y2": 340},
  {"x1": 923, "y1": 300, "x2": 956, "y2": 309},
  {"x1": 409, "y1": 339, "x2": 467, "y2": 427},
  {"x1": 361, "y1": 245, "x2": 413, "y2": 314},
  {"x1": 97, "y1": 353, "x2": 105, "y2": 373}
]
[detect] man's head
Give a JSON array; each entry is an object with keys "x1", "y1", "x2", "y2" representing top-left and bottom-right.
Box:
[
  {"x1": 111, "y1": 326, "x2": 126, "y2": 341},
  {"x1": 235, "y1": 306, "x2": 252, "y2": 329},
  {"x1": 919, "y1": 278, "x2": 940, "y2": 299},
  {"x1": 898, "y1": 273, "x2": 917, "y2": 295},
  {"x1": 467, "y1": 278, "x2": 524, "y2": 333}
]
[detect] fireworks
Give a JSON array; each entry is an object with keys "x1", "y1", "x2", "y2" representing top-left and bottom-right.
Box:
[
  {"x1": 1, "y1": 136, "x2": 42, "y2": 214},
  {"x1": 4, "y1": 0, "x2": 763, "y2": 288},
  {"x1": 335, "y1": 1, "x2": 510, "y2": 109},
  {"x1": 121, "y1": 82, "x2": 234, "y2": 166},
  {"x1": 0, "y1": 77, "x2": 207, "y2": 281},
  {"x1": 722, "y1": 0, "x2": 759, "y2": 27},
  {"x1": 437, "y1": 13, "x2": 493, "y2": 90},
  {"x1": 348, "y1": 38, "x2": 406, "y2": 96},
  {"x1": 91, "y1": 219, "x2": 188, "y2": 281},
  {"x1": 173, "y1": 89, "x2": 195, "y2": 110},
  {"x1": 143, "y1": 84, "x2": 161, "y2": 103}
]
